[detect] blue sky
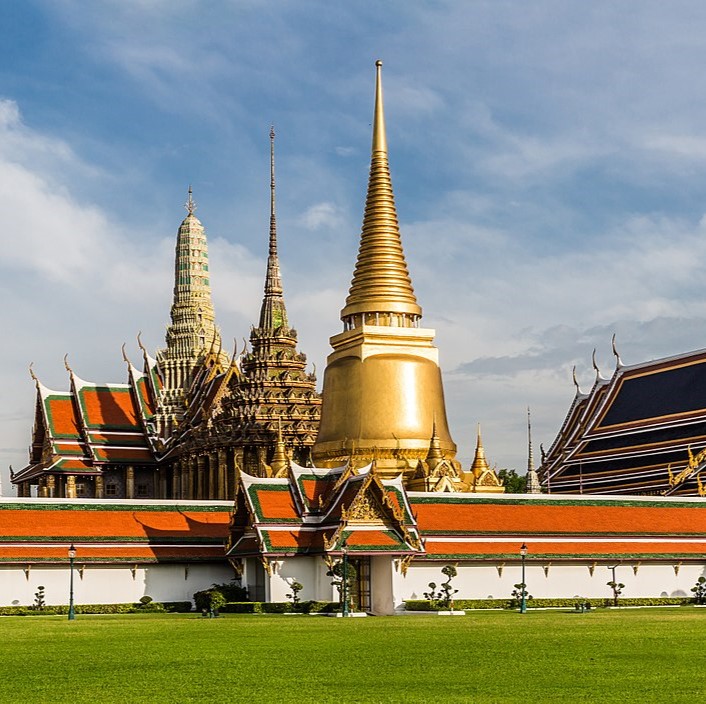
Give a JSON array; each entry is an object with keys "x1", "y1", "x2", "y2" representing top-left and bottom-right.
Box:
[{"x1": 4, "y1": 1, "x2": 706, "y2": 492}]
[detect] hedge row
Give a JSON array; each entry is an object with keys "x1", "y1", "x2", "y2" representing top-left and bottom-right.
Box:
[
  {"x1": 404, "y1": 597, "x2": 692, "y2": 611},
  {"x1": 220, "y1": 601, "x2": 339, "y2": 614},
  {"x1": 0, "y1": 601, "x2": 192, "y2": 616}
]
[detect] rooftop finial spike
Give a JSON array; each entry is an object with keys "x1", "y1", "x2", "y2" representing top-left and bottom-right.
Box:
[
  {"x1": 611, "y1": 333, "x2": 623, "y2": 368},
  {"x1": 572, "y1": 365, "x2": 582, "y2": 395},
  {"x1": 121, "y1": 343, "x2": 130, "y2": 365},
  {"x1": 185, "y1": 185, "x2": 196, "y2": 215},
  {"x1": 29, "y1": 362, "x2": 39, "y2": 388},
  {"x1": 592, "y1": 348, "x2": 602, "y2": 380},
  {"x1": 373, "y1": 60, "x2": 387, "y2": 154}
]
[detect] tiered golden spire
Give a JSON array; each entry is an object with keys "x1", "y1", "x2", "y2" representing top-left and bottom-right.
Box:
[
  {"x1": 470, "y1": 425, "x2": 490, "y2": 479},
  {"x1": 341, "y1": 60, "x2": 421, "y2": 325}
]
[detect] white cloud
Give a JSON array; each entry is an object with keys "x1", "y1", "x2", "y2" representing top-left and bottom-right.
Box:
[{"x1": 298, "y1": 202, "x2": 344, "y2": 231}]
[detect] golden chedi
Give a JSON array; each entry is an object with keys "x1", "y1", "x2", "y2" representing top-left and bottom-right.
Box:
[{"x1": 313, "y1": 61, "x2": 460, "y2": 482}]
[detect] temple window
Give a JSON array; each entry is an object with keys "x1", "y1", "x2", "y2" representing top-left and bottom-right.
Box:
[
  {"x1": 105, "y1": 483, "x2": 118, "y2": 497},
  {"x1": 136, "y1": 484, "x2": 149, "y2": 498}
]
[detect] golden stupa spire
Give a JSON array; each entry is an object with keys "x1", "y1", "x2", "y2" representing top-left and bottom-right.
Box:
[
  {"x1": 470, "y1": 424, "x2": 490, "y2": 479},
  {"x1": 340, "y1": 60, "x2": 421, "y2": 326}
]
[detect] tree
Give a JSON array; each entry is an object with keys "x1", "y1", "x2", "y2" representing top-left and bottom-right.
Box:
[
  {"x1": 497, "y1": 469, "x2": 527, "y2": 494},
  {"x1": 691, "y1": 576, "x2": 706, "y2": 605},
  {"x1": 511, "y1": 583, "x2": 532, "y2": 608},
  {"x1": 32, "y1": 586, "x2": 46, "y2": 611},
  {"x1": 286, "y1": 581, "x2": 303, "y2": 611},
  {"x1": 424, "y1": 565, "x2": 459, "y2": 610},
  {"x1": 326, "y1": 560, "x2": 357, "y2": 611},
  {"x1": 607, "y1": 580, "x2": 625, "y2": 607}
]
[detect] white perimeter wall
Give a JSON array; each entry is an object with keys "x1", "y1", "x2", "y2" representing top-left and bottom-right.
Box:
[
  {"x1": 1, "y1": 563, "x2": 234, "y2": 607},
  {"x1": 397, "y1": 561, "x2": 706, "y2": 607}
]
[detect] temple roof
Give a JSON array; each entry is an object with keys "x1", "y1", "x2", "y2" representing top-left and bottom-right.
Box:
[
  {"x1": 542, "y1": 346, "x2": 706, "y2": 495},
  {"x1": 0, "y1": 498, "x2": 231, "y2": 563},
  {"x1": 229, "y1": 462, "x2": 421, "y2": 558},
  {"x1": 408, "y1": 492, "x2": 706, "y2": 560}
]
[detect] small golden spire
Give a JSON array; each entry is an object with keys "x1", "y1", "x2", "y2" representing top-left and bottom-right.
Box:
[
  {"x1": 341, "y1": 60, "x2": 421, "y2": 323},
  {"x1": 425, "y1": 414, "x2": 443, "y2": 467},
  {"x1": 271, "y1": 417, "x2": 290, "y2": 478},
  {"x1": 470, "y1": 424, "x2": 490, "y2": 479}
]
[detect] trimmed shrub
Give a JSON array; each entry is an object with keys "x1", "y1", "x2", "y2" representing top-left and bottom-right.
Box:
[
  {"x1": 404, "y1": 596, "x2": 692, "y2": 611},
  {"x1": 0, "y1": 601, "x2": 193, "y2": 616}
]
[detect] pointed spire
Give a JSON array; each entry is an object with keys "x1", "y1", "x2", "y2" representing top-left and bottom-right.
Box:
[
  {"x1": 425, "y1": 414, "x2": 443, "y2": 467},
  {"x1": 470, "y1": 424, "x2": 490, "y2": 479},
  {"x1": 258, "y1": 126, "x2": 289, "y2": 331},
  {"x1": 341, "y1": 61, "x2": 421, "y2": 325},
  {"x1": 185, "y1": 185, "x2": 196, "y2": 216},
  {"x1": 526, "y1": 407, "x2": 541, "y2": 494},
  {"x1": 271, "y1": 417, "x2": 290, "y2": 478}
]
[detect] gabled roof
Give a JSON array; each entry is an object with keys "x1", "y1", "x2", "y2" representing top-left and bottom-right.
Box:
[
  {"x1": 228, "y1": 464, "x2": 422, "y2": 558},
  {"x1": 542, "y1": 347, "x2": 706, "y2": 495}
]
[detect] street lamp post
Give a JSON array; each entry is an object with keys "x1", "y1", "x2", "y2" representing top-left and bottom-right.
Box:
[
  {"x1": 520, "y1": 543, "x2": 528, "y2": 614},
  {"x1": 341, "y1": 541, "x2": 350, "y2": 617},
  {"x1": 68, "y1": 543, "x2": 76, "y2": 621}
]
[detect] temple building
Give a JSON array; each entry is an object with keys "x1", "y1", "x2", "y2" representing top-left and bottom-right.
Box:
[
  {"x1": 12, "y1": 131, "x2": 320, "y2": 499},
  {"x1": 541, "y1": 342, "x2": 706, "y2": 496}
]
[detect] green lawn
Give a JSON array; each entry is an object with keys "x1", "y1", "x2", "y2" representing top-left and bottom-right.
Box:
[{"x1": 1, "y1": 609, "x2": 705, "y2": 703}]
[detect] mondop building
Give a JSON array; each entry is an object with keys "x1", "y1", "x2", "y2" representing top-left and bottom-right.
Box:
[{"x1": 2, "y1": 64, "x2": 706, "y2": 613}]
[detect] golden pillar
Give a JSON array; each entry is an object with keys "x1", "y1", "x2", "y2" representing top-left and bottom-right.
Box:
[
  {"x1": 126, "y1": 466, "x2": 135, "y2": 499},
  {"x1": 186, "y1": 457, "x2": 194, "y2": 500},
  {"x1": 312, "y1": 61, "x2": 457, "y2": 480},
  {"x1": 66, "y1": 475, "x2": 77, "y2": 499},
  {"x1": 217, "y1": 449, "x2": 227, "y2": 500},
  {"x1": 46, "y1": 475, "x2": 55, "y2": 498},
  {"x1": 38, "y1": 478, "x2": 48, "y2": 498},
  {"x1": 95, "y1": 475, "x2": 104, "y2": 499},
  {"x1": 172, "y1": 461, "x2": 181, "y2": 500},
  {"x1": 208, "y1": 453, "x2": 217, "y2": 500},
  {"x1": 197, "y1": 455, "x2": 206, "y2": 500}
]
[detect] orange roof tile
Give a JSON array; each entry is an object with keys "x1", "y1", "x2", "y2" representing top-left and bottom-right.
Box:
[
  {"x1": 248, "y1": 487, "x2": 299, "y2": 522},
  {"x1": 79, "y1": 387, "x2": 139, "y2": 428},
  {"x1": 411, "y1": 499, "x2": 706, "y2": 536},
  {"x1": 46, "y1": 397, "x2": 81, "y2": 437},
  {"x1": 0, "y1": 508, "x2": 230, "y2": 539}
]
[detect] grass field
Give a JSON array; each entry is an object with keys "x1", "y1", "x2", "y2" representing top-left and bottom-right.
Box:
[{"x1": 1, "y1": 608, "x2": 705, "y2": 703}]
